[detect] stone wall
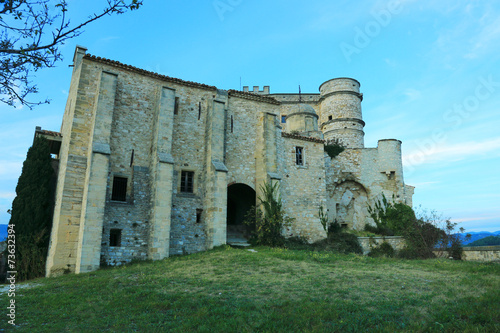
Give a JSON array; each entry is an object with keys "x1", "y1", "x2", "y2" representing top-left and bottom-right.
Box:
[
  {"x1": 358, "y1": 236, "x2": 406, "y2": 255},
  {"x1": 279, "y1": 134, "x2": 327, "y2": 242},
  {"x1": 46, "y1": 46, "x2": 415, "y2": 275},
  {"x1": 434, "y1": 246, "x2": 500, "y2": 262}
]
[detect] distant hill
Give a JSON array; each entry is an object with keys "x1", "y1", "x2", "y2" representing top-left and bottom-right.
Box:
[
  {"x1": 0, "y1": 224, "x2": 7, "y2": 242},
  {"x1": 466, "y1": 235, "x2": 500, "y2": 247},
  {"x1": 457, "y1": 231, "x2": 500, "y2": 245}
]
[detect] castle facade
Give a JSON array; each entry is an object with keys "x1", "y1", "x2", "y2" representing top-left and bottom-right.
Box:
[{"x1": 43, "y1": 47, "x2": 413, "y2": 276}]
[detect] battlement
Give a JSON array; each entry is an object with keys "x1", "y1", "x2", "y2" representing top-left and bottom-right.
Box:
[{"x1": 242, "y1": 85, "x2": 270, "y2": 95}]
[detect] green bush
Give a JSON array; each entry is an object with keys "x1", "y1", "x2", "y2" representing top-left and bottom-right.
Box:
[
  {"x1": 368, "y1": 242, "x2": 395, "y2": 258},
  {"x1": 245, "y1": 182, "x2": 292, "y2": 247},
  {"x1": 324, "y1": 144, "x2": 345, "y2": 158},
  {"x1": 367, "y1": 195, "x2": 416, "y2": 236},
  {"x1": 367, "y1": 197, "x2": 467, "y2": 259}
]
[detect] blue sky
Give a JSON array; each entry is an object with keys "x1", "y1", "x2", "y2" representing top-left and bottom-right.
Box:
[{"x1": 1, "y1": 0, "x2": 499, "y2": 232}]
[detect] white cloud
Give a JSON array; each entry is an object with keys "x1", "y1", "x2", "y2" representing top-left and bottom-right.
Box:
[
  {"x1": 403, "y1": 137, "x2": 500, "y2": 167},
  {"x1": 465, "y1": 15, "x2": 500, "y2": 59}
]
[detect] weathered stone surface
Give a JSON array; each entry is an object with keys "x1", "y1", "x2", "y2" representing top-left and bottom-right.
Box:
[{"x1": 45, "y1": 47, "x2": 414, "y2": 276}]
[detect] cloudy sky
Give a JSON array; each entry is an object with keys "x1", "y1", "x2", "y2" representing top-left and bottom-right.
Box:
[{"x1": 1, "y1": 0, "x2": 499, "y2": 232}]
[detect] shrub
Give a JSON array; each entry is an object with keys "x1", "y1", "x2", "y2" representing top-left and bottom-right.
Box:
[
  {"x1": 315, "y1": 206, "x2": 362, "y2": 254},
  {"x1": 245, "y1": 182, "x2": 292, "y2": 247},
  {"x1": 367, "y1": 195, "x2": 415, "y2": 236},
  {"x1": 367, "y1": 197, "x2": 468, "y2": 259},
  {"x1": 319, "y1": 206, "x2": 341, "y2": 236},
  {"x1": 368, "y1": 241, "x2": 395, "y2": 258},
  {"x1": 324, "y1": 144, "x2": 345, "y2": 158}
]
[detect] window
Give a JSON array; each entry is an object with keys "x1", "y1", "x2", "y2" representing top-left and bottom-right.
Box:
[
  {"x1": 295, "y1": 146, "x2": 304, "y2": 166},
  {"x1": 174, "y1": 97, "x2": 179, "y2": 114},
  {"x1": 111, "y1": 176, "x2": 127, "y2": 201},
  {"x1": 196, "y1": 209, "x2": 203, "y2": 223},
  {"x1": 110, "y1": 229, "x2": 122, "y2": 247},
  {"x1": 180, "y1": 171, "x2": 194, "y2": 193},
  {"x1": 328, "y1": 115, "x2": 333, "y2": 121},
  {"x1": 281, "y1": 115, "x2": 286, "y2": 123}
]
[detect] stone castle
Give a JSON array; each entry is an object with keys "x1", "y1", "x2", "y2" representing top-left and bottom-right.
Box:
[{"x1": 41, "y1": 46, "x2": 414, "y2": 276}]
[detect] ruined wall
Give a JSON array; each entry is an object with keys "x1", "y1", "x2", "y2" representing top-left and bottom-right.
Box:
[
  {"x1": 326, "y1": 138, "x2": 411, "y2": 230},
  {"x1": 358, "y1": 236, "x2": 406, "y2": 255}
]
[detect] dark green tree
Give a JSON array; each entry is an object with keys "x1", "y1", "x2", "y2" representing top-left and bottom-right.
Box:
[{"x1": 9, "y1": 136, "x2": 55, "y2": 280}]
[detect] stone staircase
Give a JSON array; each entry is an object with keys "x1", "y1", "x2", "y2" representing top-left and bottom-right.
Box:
[{"x1": 226, "y1": 225, "x2": 251, "y2": 247}]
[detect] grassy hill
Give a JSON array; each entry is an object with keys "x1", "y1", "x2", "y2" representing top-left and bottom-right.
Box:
[
  {"x1": 466, "y1": 235, "x2": 500, "y2": 247},
  {"x1": 1, "y1": 246, "x2": 499, "y2": 332}
]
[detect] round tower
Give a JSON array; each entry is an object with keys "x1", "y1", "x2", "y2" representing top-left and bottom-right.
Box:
[
  {"x1": 319, "y1": 78, "x2": 365, "y2": 148},
  {"x1": 286, "y1": 104, "x2": 319, "y2": 133}
]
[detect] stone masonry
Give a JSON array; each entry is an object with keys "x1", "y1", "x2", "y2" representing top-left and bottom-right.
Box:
[{"x1": 44, "y1": 46, "x2": 414, "y2": 276}]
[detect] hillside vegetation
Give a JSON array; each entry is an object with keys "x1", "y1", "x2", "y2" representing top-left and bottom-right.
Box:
[
  {"x1": 466, "y1": 235, "x2": 500, "y2": 247},
  {"x1": 1, "y1": 246, "x2": 499, "y2": 332}
]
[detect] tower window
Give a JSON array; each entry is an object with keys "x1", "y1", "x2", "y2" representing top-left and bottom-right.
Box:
[
  {"x1": 328, "y1": 115, "x2": 333, "y2": 121},
  {"x1": 295, "y1": 147, "x2": 304, "y2": 166},
  {"x1": 281, "y1": 115, "x2": 286, "y2": 123},
  {"x1": 111, "y1": 176, "x2": 127, "y2": 202},
  {"x1": 196, "y1": 209, "x2": 203, "y2": 223},
  {"x1": 180, "y1": 171, "x2": 194, "y2": 193},
  {"x1": 109, "y1": 229, "x2": 122, "y2": 247}
]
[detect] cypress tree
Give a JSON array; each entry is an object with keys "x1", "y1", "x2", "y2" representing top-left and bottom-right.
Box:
[{"x1": 9, "y1": 136, "x2": 55, "y2": 280}]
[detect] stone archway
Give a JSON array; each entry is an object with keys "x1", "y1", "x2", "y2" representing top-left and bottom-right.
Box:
[
  {"x1": 332, "y1": 181, "x2": 369, "y2": 230},
  {"x1": 227, "y1": 183, "x2": 256, "y2": 243}
]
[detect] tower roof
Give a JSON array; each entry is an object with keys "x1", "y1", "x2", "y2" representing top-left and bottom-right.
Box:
[{"x1": 288, "y1": 103, "x2": 318, "y2": 117}]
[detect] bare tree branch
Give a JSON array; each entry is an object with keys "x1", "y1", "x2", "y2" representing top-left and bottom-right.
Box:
[{"x1": 0, "y1": 0, "x2": 143, "y2": 108}]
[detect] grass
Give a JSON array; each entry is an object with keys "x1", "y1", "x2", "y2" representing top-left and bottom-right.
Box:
[{"x1": 1, "y1": 246, "x2": 499, "y2": 332}]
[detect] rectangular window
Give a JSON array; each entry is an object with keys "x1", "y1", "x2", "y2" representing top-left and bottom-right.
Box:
[
  {"x1": 295, "y1": 146, "x2": 304, "y2": 166},
  {"x1": 111, "y1": 176, "x2": 127, "y2": 201},
  {"x1": 110, "y1": 229, "x2": 122, "y2": 247},
  {"x1": 281, "y1": 115, "x2": 286, "y2": 123},
  {"x1": 196, "y1": 209, "x2": 203, "y2": 223},
  {"x1": 180, "y1": 171, "x2": 194, "y2": 193},
  {"x1": 174, "y1": 97, "x2": 179, "y2": 115}
]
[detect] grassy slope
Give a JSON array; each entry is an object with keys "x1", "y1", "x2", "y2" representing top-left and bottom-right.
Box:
[{"x1": 1, "y1": 246, "x2": 499, "y2": 332}]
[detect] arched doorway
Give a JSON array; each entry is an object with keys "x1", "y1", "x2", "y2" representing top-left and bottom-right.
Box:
[
  {"x1": 332, "y1": 181, "x2": 369, "y2": 230},
  {"x1": 227, "y1": 183, "x2": 256, "y2": 243}
]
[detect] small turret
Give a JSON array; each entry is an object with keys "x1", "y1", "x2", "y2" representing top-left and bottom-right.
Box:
[{"x1": 286, "y1": 104, "x2": 319, "y2": 133}]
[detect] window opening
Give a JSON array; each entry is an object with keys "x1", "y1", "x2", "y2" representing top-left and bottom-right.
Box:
[
  {"x1": 111, "y1": 176, "x2": 127, "y2": 201},
  {"x1": 196, "y1": 209, "x2": 203, "y2": 223},
  {"x1": 180, "y1": 171, "x2": 194, "y2": 193},
  {"x1": 295, "y1": 147, "x2": 304, "y2": 166},
  {"x1": 110, "y1": 229, "x2": 122, "y2": 247},
  {"x1": 174, "y1": 97, "x2": 179, "y2": 114}
]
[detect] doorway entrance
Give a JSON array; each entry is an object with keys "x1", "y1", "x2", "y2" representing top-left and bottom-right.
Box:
[{"x1": 226, "y1": 183, "x2": 256, "y2": 244}]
